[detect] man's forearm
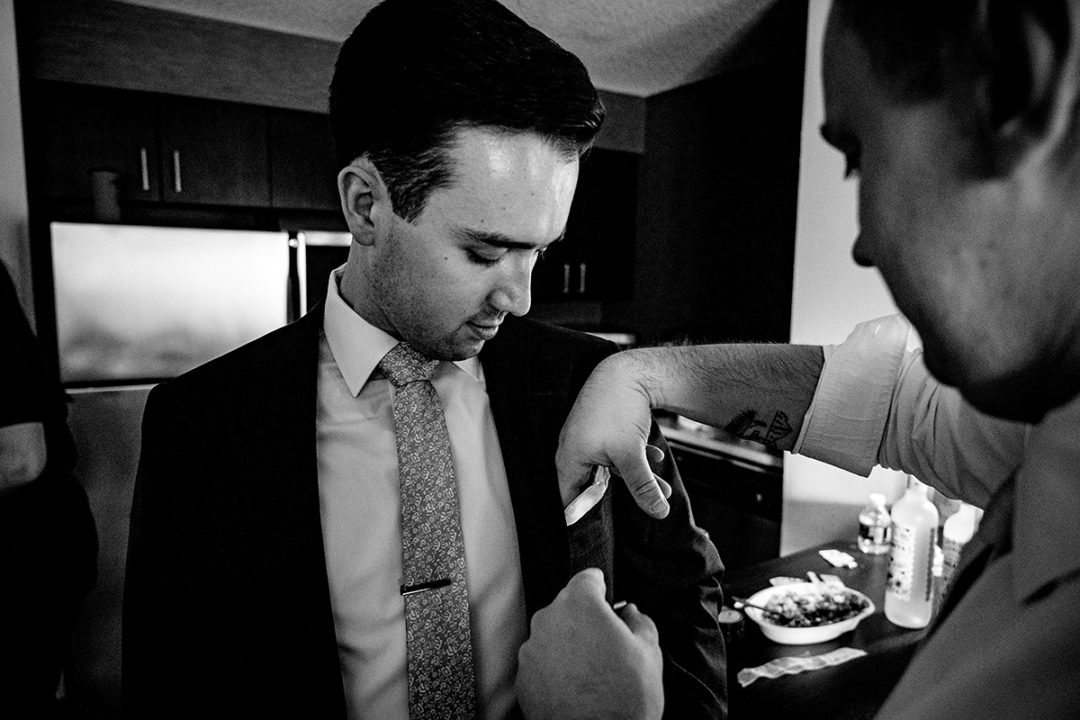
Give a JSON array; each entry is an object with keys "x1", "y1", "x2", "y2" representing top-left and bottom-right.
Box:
[
  {"x1": 610, "y1": 343, "x2": 824, "y2": 452},
  {"x1": 556, "y1": 342, "x2": 825, "y2": 517}
]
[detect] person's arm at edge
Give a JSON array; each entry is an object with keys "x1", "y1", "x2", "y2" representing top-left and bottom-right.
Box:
[
  {"x1": 0, "y1": 260, "x2": 71, "y2": 494},
  {"x1": 0, "y1": 422, "x2": 48, "y2": 494},
  {"x1": 557, "y1": 343, "x2": 824, "y2": 518}
]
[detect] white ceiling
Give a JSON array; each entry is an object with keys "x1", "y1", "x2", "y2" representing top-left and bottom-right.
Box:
[{"x1": 112, "y1": 0, "x2": 785, "y2": 97}]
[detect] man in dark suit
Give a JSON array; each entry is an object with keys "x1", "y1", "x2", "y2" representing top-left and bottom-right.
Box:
[{"x1": 123, "y1": 1, "x2": 726, "y2": 718}]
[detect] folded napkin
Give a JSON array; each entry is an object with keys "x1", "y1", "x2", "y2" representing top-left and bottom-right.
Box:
[{"x1": 737, "y1": 647, "x2": 868, "y2": 687}]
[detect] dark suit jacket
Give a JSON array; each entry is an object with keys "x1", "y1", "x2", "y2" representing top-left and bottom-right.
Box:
[{"x1": 124, "y1": 308, "x2": 726, "y2": 719}]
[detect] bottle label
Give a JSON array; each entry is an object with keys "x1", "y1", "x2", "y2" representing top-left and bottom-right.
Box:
[
  {"x1": 941, "y1": 537, "x2": 966, "y2": 596},
  {"x1": 859, "y1": 522, "x2": 891, "y2": 546},
  {"x1": 888, "y1": 524, "x2": 917, "y2": 601},
  {"x1": 924, "y1": 528, "x2": 938, "y2": 602},
  {"x1": 888, "y1": 524, "x2": 937, "y2": 603}
]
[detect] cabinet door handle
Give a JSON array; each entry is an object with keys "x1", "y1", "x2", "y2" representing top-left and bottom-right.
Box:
[
  {"x1": 139, "y1": 148, "x2": 150, "y2": 191},
  {"x1": 562, "y1": 263, "x2": 571, "y2": 294},
  {"x1": 578, "y1": 262, "x2": 587, "y2": 294},
  {"x1": 172, "y1": 150, "x2": 183, "y2": 194}
]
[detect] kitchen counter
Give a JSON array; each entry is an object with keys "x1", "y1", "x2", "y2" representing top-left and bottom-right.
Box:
[{"x1": 657, "y1": 414, "x2": 783, "y2": 470}]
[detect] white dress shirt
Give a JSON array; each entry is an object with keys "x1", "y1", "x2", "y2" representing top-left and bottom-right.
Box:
[
  {"x1": 316, "y1": 269, "x2": 526, "y2": 719},
  {"x1": 793, "y1": 314, "x2": 1028, "y2": 493},
  {"x1": 792, "y1": 315, "x2": 1080, "y2": 719}
]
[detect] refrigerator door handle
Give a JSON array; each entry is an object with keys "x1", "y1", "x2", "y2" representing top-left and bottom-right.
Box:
[{"x1": 287, "y1": 233, "x2": 301, "y2": 323}]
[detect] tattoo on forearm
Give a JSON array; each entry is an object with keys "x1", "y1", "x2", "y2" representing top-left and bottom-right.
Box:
[
  {"x1": 725, "y1": 410, "x2": 792, "y2": 446},
  {"x1": 765, "y1": 411, "x2": 792, "y2": 444},
  {"x1": 725, "y1": 410, "x2": 763, "y2": 440}
]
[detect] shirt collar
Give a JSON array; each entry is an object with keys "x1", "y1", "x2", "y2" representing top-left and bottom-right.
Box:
[
  {"x1": 1011, "y1": 390, "x2": 1080, "y2": 601},
  {"x1": 322, "y1": 267, "x2": 482, "y2": 397}
]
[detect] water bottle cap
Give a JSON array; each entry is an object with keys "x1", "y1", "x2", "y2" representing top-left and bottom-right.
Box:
[{"x1": 869, "y1": 492, "x2": 887, "y2": 506}]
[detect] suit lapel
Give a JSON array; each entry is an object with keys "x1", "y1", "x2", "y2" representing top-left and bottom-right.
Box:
[{"x1": 481, "y1": 320, "x2": 574, "y2": 616}]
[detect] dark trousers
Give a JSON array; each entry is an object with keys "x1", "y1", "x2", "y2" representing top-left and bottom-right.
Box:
[{"x1": 0, "y1": 473, "x2": 97, "y2": 720}]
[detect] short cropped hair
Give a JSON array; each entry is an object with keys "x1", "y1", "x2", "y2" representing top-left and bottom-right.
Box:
[
  {"x1": 329, "y1": 0, "x2": 605, "y2": 221},
  {"x1": 831, "y1": 0, "x2": 981, "y2": 100},
  {"x1": 832, "y1": 0, "x2": 1071, "y2": 102}
]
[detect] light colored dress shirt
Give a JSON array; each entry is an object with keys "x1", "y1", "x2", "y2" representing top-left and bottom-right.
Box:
[
  {"x1": 795, "y1": 315, "x2": 1080, "y2": 719},
  {"x1": 316, "y1": 269, "x2": 526, "y2": 720}
]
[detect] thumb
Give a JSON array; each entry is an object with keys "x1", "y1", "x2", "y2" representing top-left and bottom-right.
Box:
[
  {"x1": 616, "y1": 446, "x2": 671, "y2": 519},
  {"x1": 616, "y1": 603, "x2": 659, "y2": 644},
  {"x1": 566, "y1": 567, "x2": 607, "y2": 599}
]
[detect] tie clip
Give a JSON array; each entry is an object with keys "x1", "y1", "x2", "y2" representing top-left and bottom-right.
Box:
[{"x1": 400, "y1": 578, "x2": 452, "y2": 596}]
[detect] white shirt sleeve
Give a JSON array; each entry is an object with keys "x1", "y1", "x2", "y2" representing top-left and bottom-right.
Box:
[
  {"x1": 793, "y1": 315, "x2": 911, "y2": 476},
  {"x1": 795, "y1": 315, "x2": 1030, "y2": 508}
]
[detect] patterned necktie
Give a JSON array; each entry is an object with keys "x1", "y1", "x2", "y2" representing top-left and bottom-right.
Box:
[{"x1": 379, "y1": 342, "x2": 477, "y2": 719}]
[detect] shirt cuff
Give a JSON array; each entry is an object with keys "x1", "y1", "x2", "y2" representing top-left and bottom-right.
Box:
[
  {"x1": 564, "y1": 466, "x2": 610, "y2": 526},
  {"x1": 793, "y1": 315, "x2": 912, "y2": 476}
]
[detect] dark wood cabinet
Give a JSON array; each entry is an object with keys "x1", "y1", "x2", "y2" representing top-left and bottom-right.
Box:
[
  {"x1": 533, "y1": 148, "x2": 638, "y2": 302},
  {"x1": 269, "y1": 109, "x2": 341, "y2": 211},
  {"x1": 158, "y1": 97, "x2": 269, "y2": 207},
  {"x1": 23, "y1": 82, "x2": 638, "y2": 303},
  {"x1": 27, "y1": 81, "x2": 274, "y2": 210},
  {"x1": 26, "y1": 82, "x2": 161, "y2": 203}
]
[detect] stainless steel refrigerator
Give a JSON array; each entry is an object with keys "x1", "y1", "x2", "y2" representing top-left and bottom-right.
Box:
[{"x1": 49, "y1": 222, "x2": 349, "y2": 717}]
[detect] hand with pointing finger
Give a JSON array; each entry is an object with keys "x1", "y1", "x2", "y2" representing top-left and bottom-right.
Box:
[{"x1": 516, "y1": 568, "x2": 664, "y2": 720}]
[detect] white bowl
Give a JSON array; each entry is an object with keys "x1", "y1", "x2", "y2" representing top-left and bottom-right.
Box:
[{"x1": 742, "y1": 584, "x2": 875, "y2": 645}]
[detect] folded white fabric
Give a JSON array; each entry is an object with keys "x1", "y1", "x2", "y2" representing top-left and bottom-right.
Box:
[
  {"x1": 563, "y1": 466, "x2": 610, "y2": 526},
  {"x1": 737, "y1": 647, "x2": 868, "y2": 687}
]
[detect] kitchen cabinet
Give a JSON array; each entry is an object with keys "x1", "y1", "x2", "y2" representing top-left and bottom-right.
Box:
[
  {"x1": 27, "y1": 81, "x2": 272, "y2": 209},
  {"x1": 269, "y1": 109, "x2": 341, "y2": 212},
  {"x1": 158, "y1": 96, "x2": 269, "y2": 207},
  {"x1": 26, "y1": 82, "x2": 161, "y2": 203},
  {"x1": 533, "y1": 148, "x2": 637, "y2": 302},
  {"x1": 24, "y1": 83, "x2": 638, "y2": 303}
]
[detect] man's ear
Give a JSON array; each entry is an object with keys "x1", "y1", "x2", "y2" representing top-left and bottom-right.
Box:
[
  {"x1": 976, "y1": 0, "x2": 1076, "y2": 170},
  {"x1": 338, "y1": 157, "x2": 392, "y2": 246}
]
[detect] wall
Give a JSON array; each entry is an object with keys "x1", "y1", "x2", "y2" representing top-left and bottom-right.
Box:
[
  {"x1": 0, "y1": 0, "x2": 32, "y2": 321},
  {"x1": 783, "y1": 0, "x2": 906, "y2": 554},
  {"x1": 604, "y1": 0, "x2": 807, "y2": 345}
]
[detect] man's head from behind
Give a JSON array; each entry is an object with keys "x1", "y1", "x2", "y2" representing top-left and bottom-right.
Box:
[
  {"x1": 822, "y1": 0, "x2": 1080, "y2": 421},
  {"x1": 328, "y1": 0, "x2": 603, "y2": 361}
]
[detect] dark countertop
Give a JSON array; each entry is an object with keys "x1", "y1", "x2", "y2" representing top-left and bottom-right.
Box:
[{"x1": 722, "y1": 541, "x2": 926, "y2": 719}]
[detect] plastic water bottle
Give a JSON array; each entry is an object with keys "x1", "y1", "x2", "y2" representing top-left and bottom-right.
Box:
[
  {"x1": 857, "y1": 492, "x2": 892, "y2": 554},
  {"x1": 885, "y1": 477, "x2": 939, "y2": 628},
  {"x1": 941, "y1": 502, "x2": 981, "y2": 599}
]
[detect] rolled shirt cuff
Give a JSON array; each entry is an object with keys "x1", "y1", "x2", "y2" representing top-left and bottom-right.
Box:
[{"x1": 793, "y1": 315, "x2": 912, "y2": 476}]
